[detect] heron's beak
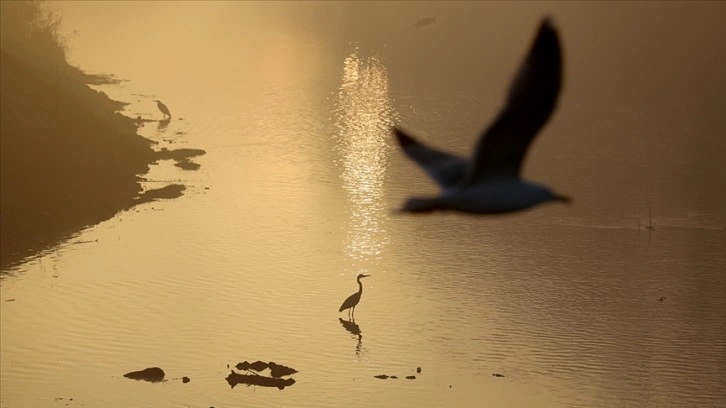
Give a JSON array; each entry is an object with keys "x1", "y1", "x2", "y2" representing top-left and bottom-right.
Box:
[{"x1": 362, "y1": 274, "x2": 371, "y2": 278}]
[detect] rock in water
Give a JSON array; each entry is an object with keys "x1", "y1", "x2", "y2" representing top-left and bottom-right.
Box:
[{"x1": 124, "y1": 367, "x2": 165, "y2": 382}]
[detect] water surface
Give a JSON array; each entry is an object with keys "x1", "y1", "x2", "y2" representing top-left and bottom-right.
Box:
[{"x1": 2, "y1": 2, "x2": 725, "y2": 407}]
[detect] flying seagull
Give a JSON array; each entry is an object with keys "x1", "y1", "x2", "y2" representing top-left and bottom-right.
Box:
[
  {"x1": 155, "y1": 99, "x2": 171, "y2": 119},
  {"x1": 393, "y1": 17, "x2": 570, "y2": 214}
]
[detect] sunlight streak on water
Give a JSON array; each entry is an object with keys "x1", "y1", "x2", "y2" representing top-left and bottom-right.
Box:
[{"x1": 333, "y1": 49, "x2": 398, "y2": 269}]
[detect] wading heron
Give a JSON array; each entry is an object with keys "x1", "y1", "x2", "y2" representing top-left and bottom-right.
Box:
[
  {"x1": 156, "y1": 99, "x2": 172, "y2": 119},
  {"x1": 339, "y1": 273, "x2": 370, "y2": 319}
]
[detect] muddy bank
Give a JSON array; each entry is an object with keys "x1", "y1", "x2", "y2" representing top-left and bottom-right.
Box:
[{"x1": 0, "y1": 46, "x2": 204, "y2": 270}]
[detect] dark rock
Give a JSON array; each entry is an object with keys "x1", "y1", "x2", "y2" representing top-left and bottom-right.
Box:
[
  {"x1": 416, "y1": 367, "x2": 422, "y2": 373},
  {"x1": 492, "y1": 373, "x2": 505, "y2": 377},
  {"x1": 124, "y1": 367, "x2": 165, "y2": 382},
  {"x1": 405, "y1": 375, "x2": 416, "y2": 380},
  {"x1": 182, "y1": 376, "x2": 190, "y2": 383},
  {"x1": 390, "y1": 375, "x2": 398, "y2": 379},
  {"x1": 374, "y1": 374, "x2": 389, "y2": 379}
]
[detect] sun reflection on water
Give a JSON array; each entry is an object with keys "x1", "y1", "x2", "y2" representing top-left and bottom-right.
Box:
[{"x1": 333, "y1": 48, "x2": 398, "y2": 271}]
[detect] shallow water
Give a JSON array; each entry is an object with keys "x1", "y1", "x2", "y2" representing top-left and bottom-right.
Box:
[{"x1": 2, "y1": 2, "x2": 726, "y2": 407}]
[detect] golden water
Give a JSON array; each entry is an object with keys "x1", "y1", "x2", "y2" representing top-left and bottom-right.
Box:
[{"x1": 2, "y1": 2, "x2": 725, "y2": 407}]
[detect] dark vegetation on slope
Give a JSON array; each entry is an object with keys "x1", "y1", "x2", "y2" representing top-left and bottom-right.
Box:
[{"x1": 0, "y1": 1, "x2": 198, "y2": 269}]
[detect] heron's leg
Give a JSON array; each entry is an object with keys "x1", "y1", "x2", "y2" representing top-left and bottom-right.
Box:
[{"x1": 352, "y1": 306, "x2": 356, "y2": 320}]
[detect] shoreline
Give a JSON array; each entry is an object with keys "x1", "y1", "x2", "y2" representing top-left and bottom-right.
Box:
[{"x1": 0, "y1": 49, "x2": 205, "y2": 271}]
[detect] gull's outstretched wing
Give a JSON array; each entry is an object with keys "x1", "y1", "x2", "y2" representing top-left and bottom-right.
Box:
[
  {"x1": 393, "y1": 127, "x2": 468, "y2": 189},
  {"x1": 462, "y1": 17, "x2": 562, "y2": 184}
]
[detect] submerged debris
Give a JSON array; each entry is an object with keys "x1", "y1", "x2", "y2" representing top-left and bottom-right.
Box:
[
  {"x1": 174, "y1": 158, "x2": 201, "y2": 171},
  {"x1": 124, "y1": 367, "x2": 165, "y2": 382},
  {"x1": 376, "y1": 367, "x2": 421, "y2": 381},
  {"x1": 225, "y1": 371, "x2": 295, "y2": 390},
  {"x1": 229, "y1": 360, "x2": 298, "y2": 389},
  {"x1": 235, "y1": 360, "x2": 269, "y2": 372},
  {"x1": 234, "y1": 360, "x2": 298, "y2": 378},
  {"x1": 492, "y1": 373, "x2": 505, "y2": 378},
  {"x1": 269, "y1": 361, "x2": 298, "y2": 378}
]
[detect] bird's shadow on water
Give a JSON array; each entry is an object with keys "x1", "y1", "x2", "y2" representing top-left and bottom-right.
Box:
[{"x1": 339, "y1": 318, "x2": 364, "y2": 357}]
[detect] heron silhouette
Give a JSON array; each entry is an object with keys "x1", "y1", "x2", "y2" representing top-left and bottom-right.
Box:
[
  {"x1": 339, "y1": 273, "x2": 370, "y2": 320},
  {"x1": 155, "y1": 99, "x2": 171, "y2": 119}
]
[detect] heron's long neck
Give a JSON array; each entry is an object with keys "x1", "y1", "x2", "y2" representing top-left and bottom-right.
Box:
[{"x1": 357, "y1": 278, "x2": 363, "y2": 294}]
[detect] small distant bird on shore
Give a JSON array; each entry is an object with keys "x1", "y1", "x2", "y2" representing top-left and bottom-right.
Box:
[
  {"x1": 155, "y1": 99, "x2": 171, "y2": 119},
  {"x1": 393, "y1": 17, "x2": 570, "y2": 215},
  {"x1": 339, "y1": 273, "x2": 370, "y2": 320}
]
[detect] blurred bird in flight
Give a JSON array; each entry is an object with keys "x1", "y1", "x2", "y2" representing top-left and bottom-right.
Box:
[{"x1": 393, "y1": 17, "x2": 571, "y2": 215}]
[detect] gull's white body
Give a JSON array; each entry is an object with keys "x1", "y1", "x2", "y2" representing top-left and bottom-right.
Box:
[{"x1": 405, "y1": 181, "x2": 560, "y2": 214}]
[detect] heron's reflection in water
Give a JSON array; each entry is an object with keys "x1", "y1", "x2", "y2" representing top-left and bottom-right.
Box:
[
  {"x1": 157, "y1": 117, "x2": 170, "y2": 133},
  {"x1": 339, "y1": 318, "x2": 363, "y2": 357}
]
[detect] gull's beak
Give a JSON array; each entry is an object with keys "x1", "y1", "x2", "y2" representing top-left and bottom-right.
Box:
[{"x1": 555, "y1": 194, "x2": 573, "y2": 204}]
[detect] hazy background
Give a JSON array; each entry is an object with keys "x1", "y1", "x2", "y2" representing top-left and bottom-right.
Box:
[{"x1": 1, "y1": 2, "x2": 725, "y2": 407}]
